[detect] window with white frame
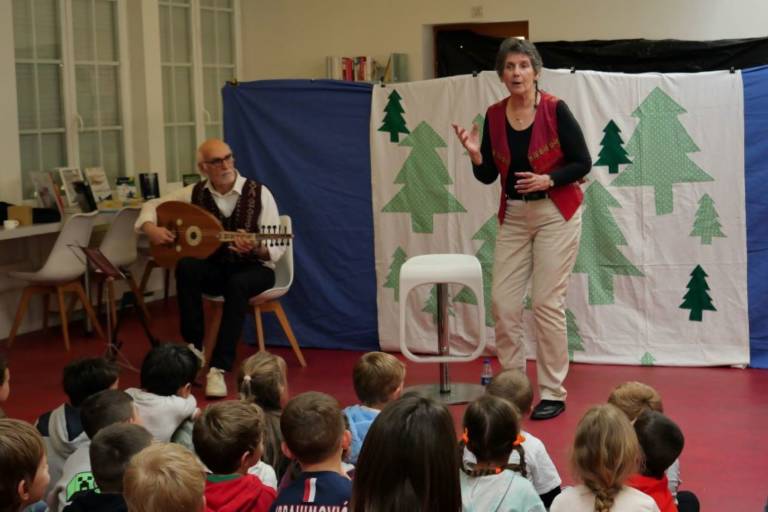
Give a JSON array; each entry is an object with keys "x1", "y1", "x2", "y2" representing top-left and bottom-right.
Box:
[
  {"x1": 160, "y1": 0, "x2": 237, "y2": 183},
  {"x1": 12, "y1": 0, "x2": 129, "y2": 198}
]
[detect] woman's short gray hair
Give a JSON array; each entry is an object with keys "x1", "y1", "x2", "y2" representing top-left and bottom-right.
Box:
[{"x1": 494, "y1": 38, "x2": 543, "y2": 77}]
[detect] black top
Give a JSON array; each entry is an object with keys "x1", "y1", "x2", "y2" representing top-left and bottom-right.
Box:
[{"x1": 472, "y1": 100, "x2": 592, "y2": 199}]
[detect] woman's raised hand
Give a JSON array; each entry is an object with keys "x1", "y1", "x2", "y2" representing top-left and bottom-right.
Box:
[{"x1": 452, "y1": 123, "x2": 482, "y2": 165}]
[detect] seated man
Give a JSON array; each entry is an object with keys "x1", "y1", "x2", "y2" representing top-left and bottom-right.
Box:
[{"x1": 135, "y1": 138, "x2": 285, "y2": 398}]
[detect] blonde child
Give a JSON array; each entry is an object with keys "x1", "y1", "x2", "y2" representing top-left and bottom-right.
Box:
[
  {"x1": 123, "y1": 443, "x2": 207, "y2": 512},
  {"x1": 460, "y1": 395, "x2": 545, "y2": 512},
  {"x1": 550, "y1": 404, "x2": 658, "y2": 512},
  {"x1": 344, "y1": 351, "x2": 405, "y2": 464},
  {"x1": 238, "y1": 351, "x2": 290, "y2": 481}
]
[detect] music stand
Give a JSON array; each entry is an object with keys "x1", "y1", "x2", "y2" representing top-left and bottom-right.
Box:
[{"x1": 79, "y1": 247, "x2": 158, "y2": 371}]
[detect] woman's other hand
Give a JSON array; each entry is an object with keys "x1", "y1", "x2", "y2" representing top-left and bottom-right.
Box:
[{"x1": 514, "y1": 172, "x2": 553, "y2": 194}]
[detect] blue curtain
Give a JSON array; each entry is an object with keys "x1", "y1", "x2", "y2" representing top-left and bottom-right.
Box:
[
  {"x1": 223, "y1": 80, "x2": 379, "y2": 351},
  {"x1": 743, "y1": 65, "x2": 768, "y2": 368}
]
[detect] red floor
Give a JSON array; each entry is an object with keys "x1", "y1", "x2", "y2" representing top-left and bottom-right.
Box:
[{"x1": 2, "y1": 301, "x2": 767, "y2": 510}]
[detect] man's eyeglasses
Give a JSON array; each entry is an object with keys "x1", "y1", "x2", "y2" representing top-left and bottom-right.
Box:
[{"x1": 203, "y1": 154, "x2": 233, "y2": 167}]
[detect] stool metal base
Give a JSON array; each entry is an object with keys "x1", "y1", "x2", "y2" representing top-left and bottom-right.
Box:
[{"x1": 404, "y1": 383, "x2": 486, "y2": 405}]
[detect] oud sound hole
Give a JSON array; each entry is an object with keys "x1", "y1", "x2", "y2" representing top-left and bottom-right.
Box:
[{"x1": 185, "y1": 226, "x2": 203, "y2": 247}]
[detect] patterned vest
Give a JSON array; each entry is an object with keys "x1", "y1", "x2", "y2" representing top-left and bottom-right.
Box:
[
  {"x1": 191, "y1": 179, "x2": 263, "y2": 263},
  {"x1": 487, "y1": 91, "x2": 584, "y2": 222}
]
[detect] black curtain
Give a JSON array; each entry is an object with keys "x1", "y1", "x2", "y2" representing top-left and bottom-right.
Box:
[{"x1": 436, "y1": 30, "x2": 768, "y2": 76}]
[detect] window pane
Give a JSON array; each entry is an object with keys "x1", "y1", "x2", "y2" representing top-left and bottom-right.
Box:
[
  {"x1": 174, "y1": 66, "x2": 193, "y2": 123},
  {"x1": 20, "y1": 134, "x2": 40, "y2": 172},
  {"x1": 200, "y1": 0, "x2": 216, "y2": 6},
  {"x1": 162, "y1": 65, "x2": 174, "y2": 122},
  {"x1": 16, "y1": 63, "x2": 38, "y2": 130},
  {"x1": 220, "y1": 65, "x2": 235, "y2": 86},
  {"x1": 79, "y1": 130, "x2": 100, "y2": 168},
  {"x1": 172, "y1": 6, "x2": 191, "y2": 63},
  {"x1": 165, "y1": 126, "x2": 177, "y2": 182},
  {"x1": 76, "y1": 65, "x2": 98, "y2": 127},
  {"x1": 95, "y1": 0, "x2": 117, "y2": 62},
  {"x1": 37, "y1": 64, "x2": 64, "y2": 129},
  {"x1": 34, "y1": 0, "x2": 61, "y2": 59},
  {"x1": 13, "y1": 0, "x2": 34, "y2": 59},
  {"x1": 201, "y1": 9, "x2": 216, "y2": 65},
  {"x1": 217, "y1": 11, "x2": 233, "y2": 65},
  {"x1": 217, "y1": 0, "x2": 232, "y2": 8},
  {"x1": 177, "y1": 125, "x2": 196, "y2": 175},
  {"x1": 101, "y1": 129, "x2": 123, "y2": 182},
  {"x1": 159, "y1": 5, "x2": 171, "y2": 61},
  {"x1": 203, "y1": 67, "x2": 220, "y2": 122},
  {"x1": 205, "y1": 123, "x2": 221, "y2": 140},
  {"x1": 99, "y1": 66, "x2": 120, "y2": 126},
  {"x1": 72, "y1": 0, "x2": 94, "y2": 61},
  {"x1": 41, "y1": 132, "x2": 66, "y2": 170}
]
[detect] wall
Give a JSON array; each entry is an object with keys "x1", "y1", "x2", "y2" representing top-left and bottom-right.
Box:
[{"x1": 240, "y1": 0, "x2": 768, "y2": 82}]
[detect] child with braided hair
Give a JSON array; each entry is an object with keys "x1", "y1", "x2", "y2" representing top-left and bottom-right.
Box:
[
  {"x1": 459, "y1": 395, "x2": 545, "y2": 512},
  {"x1": 551, "y1": 404, "x2": 659, "y2": 512}
]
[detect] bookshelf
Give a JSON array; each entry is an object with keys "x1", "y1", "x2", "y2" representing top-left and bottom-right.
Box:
[{"x1": 325, "y1": 53, "x2": 408, "y2": 83}]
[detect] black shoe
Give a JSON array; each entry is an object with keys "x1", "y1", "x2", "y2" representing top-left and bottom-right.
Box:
[{"x1": 530, "y1": 400, "x2": 566, "y2": 420}]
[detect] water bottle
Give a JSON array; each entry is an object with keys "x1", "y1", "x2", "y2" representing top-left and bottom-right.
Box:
[{"x1": 481, "y1": 358, "x2": 493, "y2": 386}]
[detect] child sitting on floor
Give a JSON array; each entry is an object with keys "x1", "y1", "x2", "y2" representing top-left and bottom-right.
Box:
[
  {"x1": 193, "y1": 400, "x2": 276, "y2": 512},
  {"x1": 238, "y1": 351, "x2": 291, "y2": 482},
  {"x1": 550, "y1": 404, "x2": 658, "y2": 512},
  {"x1": 627, "y1": 410, "x2": 699, "y2": 512},
  {"x1": 460, "y1": 394, "x2": 545, "y2": 512},
  {"x1": 343, "y1": 351, "x2": 405, "y2": 464},
  {"x1": 126, "y1": 343, "x2": 199, "y2": 442},
  {"x1": 0, "y1": 418, "x2": 50, "y2": 512}
]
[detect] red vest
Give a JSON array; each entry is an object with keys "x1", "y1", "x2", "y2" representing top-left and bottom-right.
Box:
[{"x1": 487, "y1": 91, "x2": 583, "y2": 222}]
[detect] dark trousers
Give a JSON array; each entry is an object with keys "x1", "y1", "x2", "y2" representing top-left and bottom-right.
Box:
[
  {"x1": 677, "y1": 491, "x2": 700, "y2": 512},
  {"x1": 176, "y1": 257, "x2": 275, "y2": 371}
]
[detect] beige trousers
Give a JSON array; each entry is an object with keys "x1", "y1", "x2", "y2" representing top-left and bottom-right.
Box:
[{"x1": 492, "y1": 198, "x2": 581, "y2": 401}]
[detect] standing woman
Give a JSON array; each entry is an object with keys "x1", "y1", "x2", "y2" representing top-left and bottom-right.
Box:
[{"x1": 453, "y1": 39, "x2": 591, "y2": 420}]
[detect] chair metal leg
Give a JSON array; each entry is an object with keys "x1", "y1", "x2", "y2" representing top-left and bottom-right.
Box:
[
  {"x1": 403, "y1": 283, "x2": 485, "y2": 405},
  {"x1": 56, "y1": 285, "x2": 71, "y2": 352},
  {"x1": 269, "y1": 301, "x2": 306, "y2": 368},
  {"x1": 253, "y1": 305, "x2": 266, "y2": 353},
  {"x1": 139, "y1": 259, "x2": 156, "y2": 295},
  {"x1": 126, "y1": 273, "x2": 151, "y2": 321},
  {"x1": 7, "y1": 287, "x2": 37, "y2": 348}
]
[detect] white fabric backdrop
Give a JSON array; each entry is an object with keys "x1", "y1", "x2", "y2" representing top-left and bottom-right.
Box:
[{"x1": 370, "y1": 69, "x2": 749, "y2": 366}]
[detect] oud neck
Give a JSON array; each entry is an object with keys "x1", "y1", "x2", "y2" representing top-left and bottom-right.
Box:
[{"x1": 218, "y1": 230, "x2": 293, "y2": 243}]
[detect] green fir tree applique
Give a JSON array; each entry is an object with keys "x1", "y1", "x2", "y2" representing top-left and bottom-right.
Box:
[
  {"x1": 640, "y1": 352, "x2": 656, "y2": 366},
  {"x1": 566, "y1": 309, "x2": 585, "y2": 361},
  {"x1": 611, "y1": 87, "x2": 714, "y2": 215},
  {"x1": 523, "y1": 295, "x2": 532, "y2": 310},
  {"x1": 679, "y1": 265, "x2": 716, "y2": 321},
  {"x1": 423, "y1": 285, "x2": 455, "y2": 325},
  {"x1": 383, "y1": 247, "x2": 408, "y2": 301},
  {"x1": 382, "y1": 121, "x2": 466, "y2": 233},
  {"x1": 454, "y1": 215, "x2": 498, "y2": 326},
  {"x1": 690, "y1": 193, "x2": 726, "y2": 245},
  {"x1": 594, "y1": 120, "x2": 632, "y2": 174},
  {"x1": 378, "y1": 89, "x2": 410, "y2": 143},
  {"x1": 573, "y1": 181, "x2": 643, "y2": 305}
]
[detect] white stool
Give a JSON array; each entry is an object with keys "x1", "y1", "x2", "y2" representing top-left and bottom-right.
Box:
[{"x1": 399, "y1": 254, "x2": 487, "y2": 404}]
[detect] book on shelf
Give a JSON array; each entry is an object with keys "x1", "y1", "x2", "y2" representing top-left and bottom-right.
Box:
[
  {"x1": 327, "y1": 53, "x2": 404, "y2": 82},
  {"x1": 84, "y1": 167, "x2": 113, "y2": 202},
  {"x1": 72, "y1": 180, "x2": 98, "y2": 213},
  {"x1": 29, "y1": 171, "x2": 64, "y2": 213},
  {"x1": 116, "y1": 176, "x2": 138, "y2": 201},
  {"x1": 57, "y1": 167, "x2": 84, "y2": 208}
]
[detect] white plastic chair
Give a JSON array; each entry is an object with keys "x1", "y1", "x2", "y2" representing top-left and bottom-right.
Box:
[
  {"x1": 202, "y1": 215, "x2": 306, "y2": 367},
  {"x1": 398, "y1": 253, "x2": 487, "y2": 404},
  {"x1": 6, "y1": 211, "x2": 105, "y2": 350},
  {"x1": 95, "y1": 207, "x2": 150, "y2": 321}
]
